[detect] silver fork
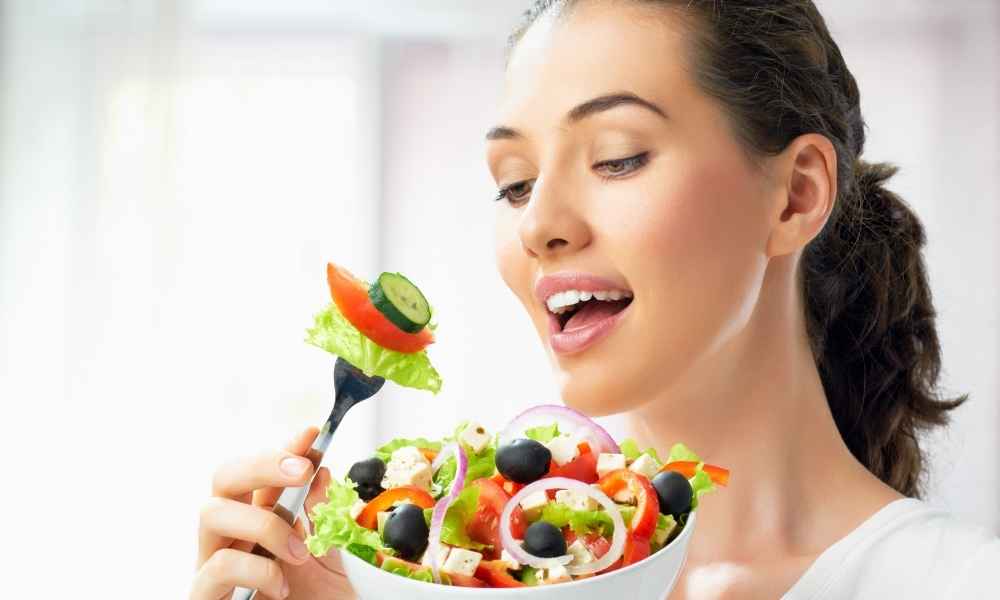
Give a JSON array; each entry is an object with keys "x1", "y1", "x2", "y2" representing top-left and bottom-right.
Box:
[{"x1": 232, "y1": 357, "x2": 385, "y2": 600}]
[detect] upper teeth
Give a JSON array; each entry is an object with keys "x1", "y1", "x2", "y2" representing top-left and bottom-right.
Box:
[{"x1": 546, "y1": 289, "x2": 633, "y2": 314}]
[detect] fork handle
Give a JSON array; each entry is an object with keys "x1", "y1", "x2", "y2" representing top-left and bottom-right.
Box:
[{"x1": 231, "y1": 430, "x2": 332, "y2": 600}]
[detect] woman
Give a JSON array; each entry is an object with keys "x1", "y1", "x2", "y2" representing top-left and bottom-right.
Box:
[{"x1": 191, "y1": 1, "x2": 999, "y2": 598}]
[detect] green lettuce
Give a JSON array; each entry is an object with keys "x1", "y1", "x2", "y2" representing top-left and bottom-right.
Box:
[
  {"x1": 306, "y1": 303, "x2": 442, "y2": 393},
  {"x1": 665, "y1": 443, "x2": 716, "y2": 508},
  {"x1": 436, "y1": 485, "x2": 489, "y2": 551},
  {"x1": 537, "y1": 502, "x2": 615, "y2": 537},
  {"x1": 306, "y1": 476, "x2": 391, "y2": 560},
  {"x1": 523, "y1": 422, "x2": 560, "y2": 443},
  {"x1": 620, "y1": 438, "x2": 662, "y2": 463},
  {"x1": 519, "y1": 566, "x2": 540, "y2": 585},
  {"x1": 374, "y1": 437, "x2": 442, "y2": 463},
  {"x1": 380, "y1": 557, "x2": 434, "y2": 583},
  {"x1": 433, "y1": 422, "x2": 498, "y2": 496}
]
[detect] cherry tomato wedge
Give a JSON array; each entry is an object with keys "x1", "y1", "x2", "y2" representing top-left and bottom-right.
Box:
[
  {"x1": 326, "y1": 262, "x2": 434, "y2": 353},
  {"x1": 467, "y1": 478, "x2": 527, "y2": 559},
  {"x1": 545, "y1": 442, "x2": 598, "y2": 484},
  {"x1": 596, "y1": 469, "x2": 659, "y2": 539},
  {"x1": 444, "y1": 572, "x2": 488, "y2": 587},
  {"x1": 659, "y1": 461, "x2": 730, "y2": 486},
  {"x1": 489, "y1": 472, "x2": 525, "y2": 496},
  {"x1": 475, "y1": 560, "x2": 526, "y2": 588},
  {"x1": 356, "y1": 486, "x2": 435, "y2": 530},
  {"x1": 563, "y1": 529, "x2": 611, "y2": 560}
]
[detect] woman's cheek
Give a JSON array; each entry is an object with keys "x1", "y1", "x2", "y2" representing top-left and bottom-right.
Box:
[
  {"x1": 626, "y1": 162, "x2": 768, "y2": 359},
  {"x1": 494, "y1": 210, "x2": 541, "y2": 327}
]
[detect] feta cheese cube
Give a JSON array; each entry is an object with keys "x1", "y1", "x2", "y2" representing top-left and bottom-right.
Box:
[
  {"x1": 612, "y1": 488, "x2": 634, "y2": 503},
  {"x1": 459, "y1": 422, "x2": 492, "y2": 454},
  {"x1": 596, "y1": 453, "x2": 627, "y2": 478},
  {"x1": 628, "y1": 453, "x2": 661, "y2": 480},
  {"x1": 390, "y1": 445, "x2": 430, "y2": 466},
  {"x1": 567, "y1": 539, "x2": 595, "y2": 566},
  {"x1": 376, "y1": 511, "x2": 392, "y2": 535},
  {"x1": 442, "y1": 547, "x2": 483, "y2": 577},
  {"x1": 652, "y1": 520, "x2": 676, "y2": 547},
  {"x1": 546, "y1": 434, "x2": 580, "y2": 466},
  {"x1": 348, "y1": 499, "x2": 366, "y2": 521},
  {"x1": 381, "y1": 446, "x2": 434, "y2": 491},
  {"x1": 499, "y1": 549, "x2": 521, "y2": 571},
  {"x1": 420, "y1": 543, "x2": 451, "y2": 568},
  {"x1": 519, "y1": 490, "x2": 550, "y2": 519},
  {"x1": 555, "y1": 489, "x2": 599, "y2": 512},
  {"x1": 539, "y1": 563, "x2": 571, "y2": 584}
]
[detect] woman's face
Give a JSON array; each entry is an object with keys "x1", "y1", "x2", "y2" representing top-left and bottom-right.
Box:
[{"x1": 488, "y1": 2, "x2": 775, "y2": 417}]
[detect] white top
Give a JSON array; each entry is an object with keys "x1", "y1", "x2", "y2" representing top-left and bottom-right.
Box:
[{"x1": 783, "y1": 498, "x2": 1000, "y2": 599}]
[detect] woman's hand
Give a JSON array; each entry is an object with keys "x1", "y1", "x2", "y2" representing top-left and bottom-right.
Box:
[{"x1": 192, "y1": 427, "x2": 356, "y2": 600}]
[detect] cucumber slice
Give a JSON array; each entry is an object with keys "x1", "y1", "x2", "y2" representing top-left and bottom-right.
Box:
[{"x1": 369, "y1": 272, "x2": 431, "y2": 333}]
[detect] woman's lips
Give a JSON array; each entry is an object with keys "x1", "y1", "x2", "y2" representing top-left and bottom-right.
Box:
[{"x1": 547, "y1": 299, "x2": 632, "y2": 355}]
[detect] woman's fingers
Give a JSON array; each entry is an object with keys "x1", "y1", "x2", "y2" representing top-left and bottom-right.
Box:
[
  {"x1": 190, "y1": 548, "x2": 289, "y2": 600},
  {"x1": 212, "y1": 449, "x2": 315, "y2": 502},
  {"x1": 304, "y1": 466, "x2": 332, "y2": 517},
  {"x1": 253, "y1": 427, "x2": 321, "y2": 508},
  {"x1": 199, "y1": 497, "x2": 312, "y2": 567}
]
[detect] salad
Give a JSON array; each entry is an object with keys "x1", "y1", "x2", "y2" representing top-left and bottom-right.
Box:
[
  {"x1": 305, "y1": 406, "x2": 729, "y2": 588},
  {"x1": 302, "y1": 262, "x2": 728, "y2": 587}
]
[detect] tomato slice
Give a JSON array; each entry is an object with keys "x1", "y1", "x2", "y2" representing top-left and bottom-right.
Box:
[
  {"x1": 326, "y1": 262, "x2": 434, "y2": 353},
  {"x1": 444, "y1": 572, "x2": 488, "y2": 587},
  {"x1": 356, "y1": 486, "x2": 435, "y2": 530},
  {"x1": 475, "y1": 560, "x2": 526, "y2": 588},
  {"x1": 597, "y1": 469, "x2": 659, "y2": 539},
  {"x1": 488, "y1": 473, "x2": 525, "y2": 496},
  {"x1": 659, "y1": 461, "x2": 730, "y2": 486},
  {"x1": 563, "y1": 529, "x2": 611, "y2": 560},
  {"x1": 545, "y1": 442, "x2": 598, "y2": 484},
  {"x1": 466, "y1": 478, "x2": 527, "y2": 560}
]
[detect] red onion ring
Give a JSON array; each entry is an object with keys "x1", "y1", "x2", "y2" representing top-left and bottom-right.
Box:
[
  {"x1": 427, "y1": 443, "x2": 467, "y2": 583},
  {"x1": 499, "y1": 477, "x2": 626, "y2": 575},
  {"x1": 499, "y1": 404, "x2": 620, "y2": 455}
]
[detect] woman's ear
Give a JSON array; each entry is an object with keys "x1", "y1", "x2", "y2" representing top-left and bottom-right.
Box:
[{"x1": 765, "y1": 133, "x2": 839, "y2": 258}]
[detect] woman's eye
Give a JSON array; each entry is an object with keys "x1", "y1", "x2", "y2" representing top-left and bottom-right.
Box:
[
  {"x1": 494, "y1": 179, "x2": 534, "y2": 205},
  {"x1": 594, "y1": 152, "x2": 649, "y2": 178}
]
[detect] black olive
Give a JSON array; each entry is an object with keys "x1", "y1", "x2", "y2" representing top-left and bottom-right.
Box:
[
  {"x1": 347, "y1": 457, "x2": 386, "y2": 501},
  {"x1": 383, "y1": 503, "x2": 430, "y2": 560},
  {"x1": 651, "y1": 471, "x2": 693, "y2": 517},
  {"x1": 523, "y1": 521, "x2": 567, "y2": 558},
  {"x1": 496, "y1": 439, "x2": 552, "y2": 484}
]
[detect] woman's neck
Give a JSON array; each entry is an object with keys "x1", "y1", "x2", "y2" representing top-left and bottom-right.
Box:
[{"x1": 624, "y1": 261, "x2": 900, "y2": 562}]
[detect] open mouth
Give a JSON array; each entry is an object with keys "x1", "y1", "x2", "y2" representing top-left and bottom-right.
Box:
[{"x1": 549, "y1": 290, "x2": 634, "y2": 333}]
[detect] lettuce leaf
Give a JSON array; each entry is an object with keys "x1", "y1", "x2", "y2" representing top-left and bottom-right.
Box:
[
  {"x1": 306, "y1": 303, "x2": 442, "y2": 393},
  {"x1": 620, "y1": 438, "x2": 662, "y2": 463},
  {"x1": 523, "y1": 422, "x2": 560, "y2": 443},
  {"x1": 538, "y1": 502, "x2": 615, "y2": 537},
  {"x1": 374, "y1": 437, "x2": 442, "y2": 463},
  {"x1": 380, "y1": 557, "x2": 434, "y2": 583},
  {"x1": 433, "y1": 422, "x2": 498, "y2": 495},
  {"x1": 437, "y1": 485, "x2": 489, "y2": 551},
  {"x1": 306, "y1": 476, "x2": 391, "y2": 559},
  {"x1": 664, "y1": 443, "x2": 716, "y2": 508},
  {"x1": 519, "y1": 566, "x2": 540, "y2": 585}
]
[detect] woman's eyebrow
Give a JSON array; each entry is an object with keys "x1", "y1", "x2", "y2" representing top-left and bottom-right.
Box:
[{"x1": 485, "y1": 91, "x2": 667, "y2": 141}]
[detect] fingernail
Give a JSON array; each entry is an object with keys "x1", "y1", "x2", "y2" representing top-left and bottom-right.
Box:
[
  {"x1": 280, "y1": 457, "x2": 309, "y2": 477},
  {"x1": 288, "y1": 534, "x2": 309, "y2": 560},
  {"x1": 281, "y1": 578, "x2": 290, "y2": 598}
]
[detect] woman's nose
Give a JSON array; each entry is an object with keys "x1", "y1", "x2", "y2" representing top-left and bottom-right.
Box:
[{"x1": 517, "y1": 176, "x2": 592, "y2": 259}]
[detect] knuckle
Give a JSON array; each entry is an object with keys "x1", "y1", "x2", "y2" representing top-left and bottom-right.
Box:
[{"x1": 198, "y1": 497, "x2": 225, "y2": 528}]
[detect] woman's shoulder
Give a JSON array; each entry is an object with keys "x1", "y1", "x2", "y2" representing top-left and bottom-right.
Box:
[{"x1": 784, "y1": 497, "x2": 999, "y2": 599}]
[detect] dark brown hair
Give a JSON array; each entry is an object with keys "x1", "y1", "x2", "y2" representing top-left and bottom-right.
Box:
[{"x1": 510, "y1": 0, "x2": 966, "y2": 497}]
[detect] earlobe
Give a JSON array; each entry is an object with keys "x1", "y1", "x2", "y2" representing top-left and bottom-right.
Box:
[{"x1": 765, "y1": 134, "x2": 838, "y2": 258}]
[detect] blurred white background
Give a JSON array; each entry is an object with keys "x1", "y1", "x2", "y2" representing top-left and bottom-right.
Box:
[{"x1": 0, "y1": 0, "x2": 997, "y2": 597}]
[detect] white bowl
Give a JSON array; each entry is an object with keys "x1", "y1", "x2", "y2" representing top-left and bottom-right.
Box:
[{"x1": 339, "y1": 511, "x2": 697, "y2": 600}]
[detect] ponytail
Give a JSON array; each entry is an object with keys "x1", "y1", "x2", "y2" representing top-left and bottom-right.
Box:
[{"x1": 803, "y1": 160, "x2": 966, "y2": 496}]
